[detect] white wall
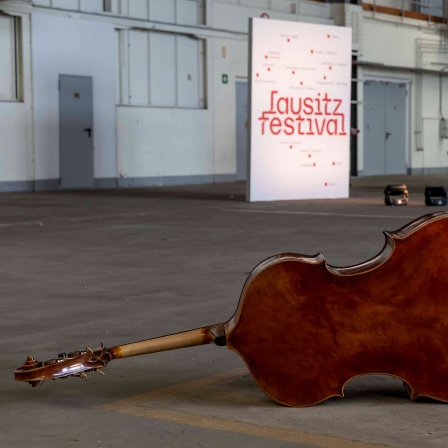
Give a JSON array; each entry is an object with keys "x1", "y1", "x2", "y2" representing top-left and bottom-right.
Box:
[
  {"x1": 3, "y1": 0, "x2": 448, "y2": 191},
  {"x1": 419, "y1": 74, "x2": 448, "y2": 168},
  {"x1": 361, "y1": 18, "x2": 442, "y2": 68},
  {"x1": 117, "y1": 107, "x2": 213, "y2": 182},
  {"x1": 31, "y1": 13, "x2": 117, "y2": 182}
]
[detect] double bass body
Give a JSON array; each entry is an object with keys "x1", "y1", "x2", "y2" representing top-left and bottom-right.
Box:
[{"x1": 225, "y1": 211, "x2": 448, "y2": 406}]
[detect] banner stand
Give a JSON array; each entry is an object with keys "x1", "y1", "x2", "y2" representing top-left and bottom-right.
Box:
[{"x1": 247, "y1": 18, "x2": 352, "y2": 202}]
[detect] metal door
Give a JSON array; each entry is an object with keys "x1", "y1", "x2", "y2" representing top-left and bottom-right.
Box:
[
  {"x1": 59, "y1": 75, "x2": 94, "y2": 189},
  {"x1": 363, "y1": 81, "x2": 407, "y2": 175},
  {"x1": 385, "y1": 82, "x2": 407, "y2": 174},
  {"x1": 236, "y1": 81, "x2": 248, "y2": 181}
]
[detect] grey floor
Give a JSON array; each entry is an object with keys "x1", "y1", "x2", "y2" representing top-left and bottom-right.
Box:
[{"x1": 2, "y1": 174, "x2": 448, "y2": 448}]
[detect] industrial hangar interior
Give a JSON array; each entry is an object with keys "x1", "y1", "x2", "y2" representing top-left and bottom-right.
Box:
[{"x1": 2, "y1": 0, "x2": 448, "y2": 447}]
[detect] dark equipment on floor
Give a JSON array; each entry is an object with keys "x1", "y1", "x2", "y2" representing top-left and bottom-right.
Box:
[
  {"x1": 424, "y1": 186, "x2": 447, "y2": 206},
  {"x1": 384, "y1": 184, "x2": 408, "y2": 206}
]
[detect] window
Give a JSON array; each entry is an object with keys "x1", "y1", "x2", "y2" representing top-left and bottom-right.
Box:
[
  {"x1": 118, "y1": 29, "x2": 206, "y2": 109},
  {"x1": 0, "y1": 14, "x2": 21, "y2": 101},
  {"x1": 103, "y1": 0, "x2": 205, "y2": 24},
  {"x1": 416, "y1": 0, "x2": 444, "y2": 18},
  {"x1": 33, "y1": 0, "x2": 205, "y2": 24},
  {"x1": 33, "y1": 0, "x2": 106, "y2": 14}
]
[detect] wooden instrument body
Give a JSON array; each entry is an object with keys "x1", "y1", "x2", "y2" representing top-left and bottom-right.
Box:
[{"x1": 225, "y1": 212, "x2": 448, "y2": 406}]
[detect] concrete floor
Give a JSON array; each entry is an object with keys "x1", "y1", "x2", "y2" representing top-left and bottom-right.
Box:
[{"x1": 2, "y1": 174, "x2": 448, "y2": 448}]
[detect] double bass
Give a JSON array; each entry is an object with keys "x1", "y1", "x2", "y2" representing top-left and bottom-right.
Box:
[{"x1": 14, "y1": 211, "x2": 448, "y2": 407}]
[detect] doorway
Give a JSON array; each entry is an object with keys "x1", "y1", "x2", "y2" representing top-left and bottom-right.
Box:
[
  {"x1": 59, "y1": 75, "x2": 94, "y2": 189},
  {"x1": 236, "y1": 80, "x2": 248, "y2": 181},
  {"x1": 363, "y1": 81, "x2": 407, "y2": 175}
]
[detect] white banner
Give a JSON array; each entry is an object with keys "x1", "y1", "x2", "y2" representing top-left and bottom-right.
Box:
[{"x1": 248, "y1": 18, "x2": 352, "y2": 202}]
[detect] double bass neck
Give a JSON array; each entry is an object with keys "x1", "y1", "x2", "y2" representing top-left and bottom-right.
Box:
[{"x1": 108, "y1": 323, "x2": 227, "y2": 360}]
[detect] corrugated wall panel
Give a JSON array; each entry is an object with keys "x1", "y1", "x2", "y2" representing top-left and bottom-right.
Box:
[{"x1": 128, "y1": 30, "x2": 150, "y2": 105}]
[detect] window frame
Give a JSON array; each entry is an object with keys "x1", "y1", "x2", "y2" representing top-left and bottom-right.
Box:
[
  {"x1": 0, "y1": 14, "x2": 23, "y2": 102},
  {"x1": 118, "y1": 28, "x2": 206, "y2": 110}
]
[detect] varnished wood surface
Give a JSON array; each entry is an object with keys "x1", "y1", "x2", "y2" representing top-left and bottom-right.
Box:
[
  {"x1": 111, "y1": 324, "x2": 225, "y2": 359},
  {"x1": 226, "y1": 212, "x2": 448, "y2": 406}
]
